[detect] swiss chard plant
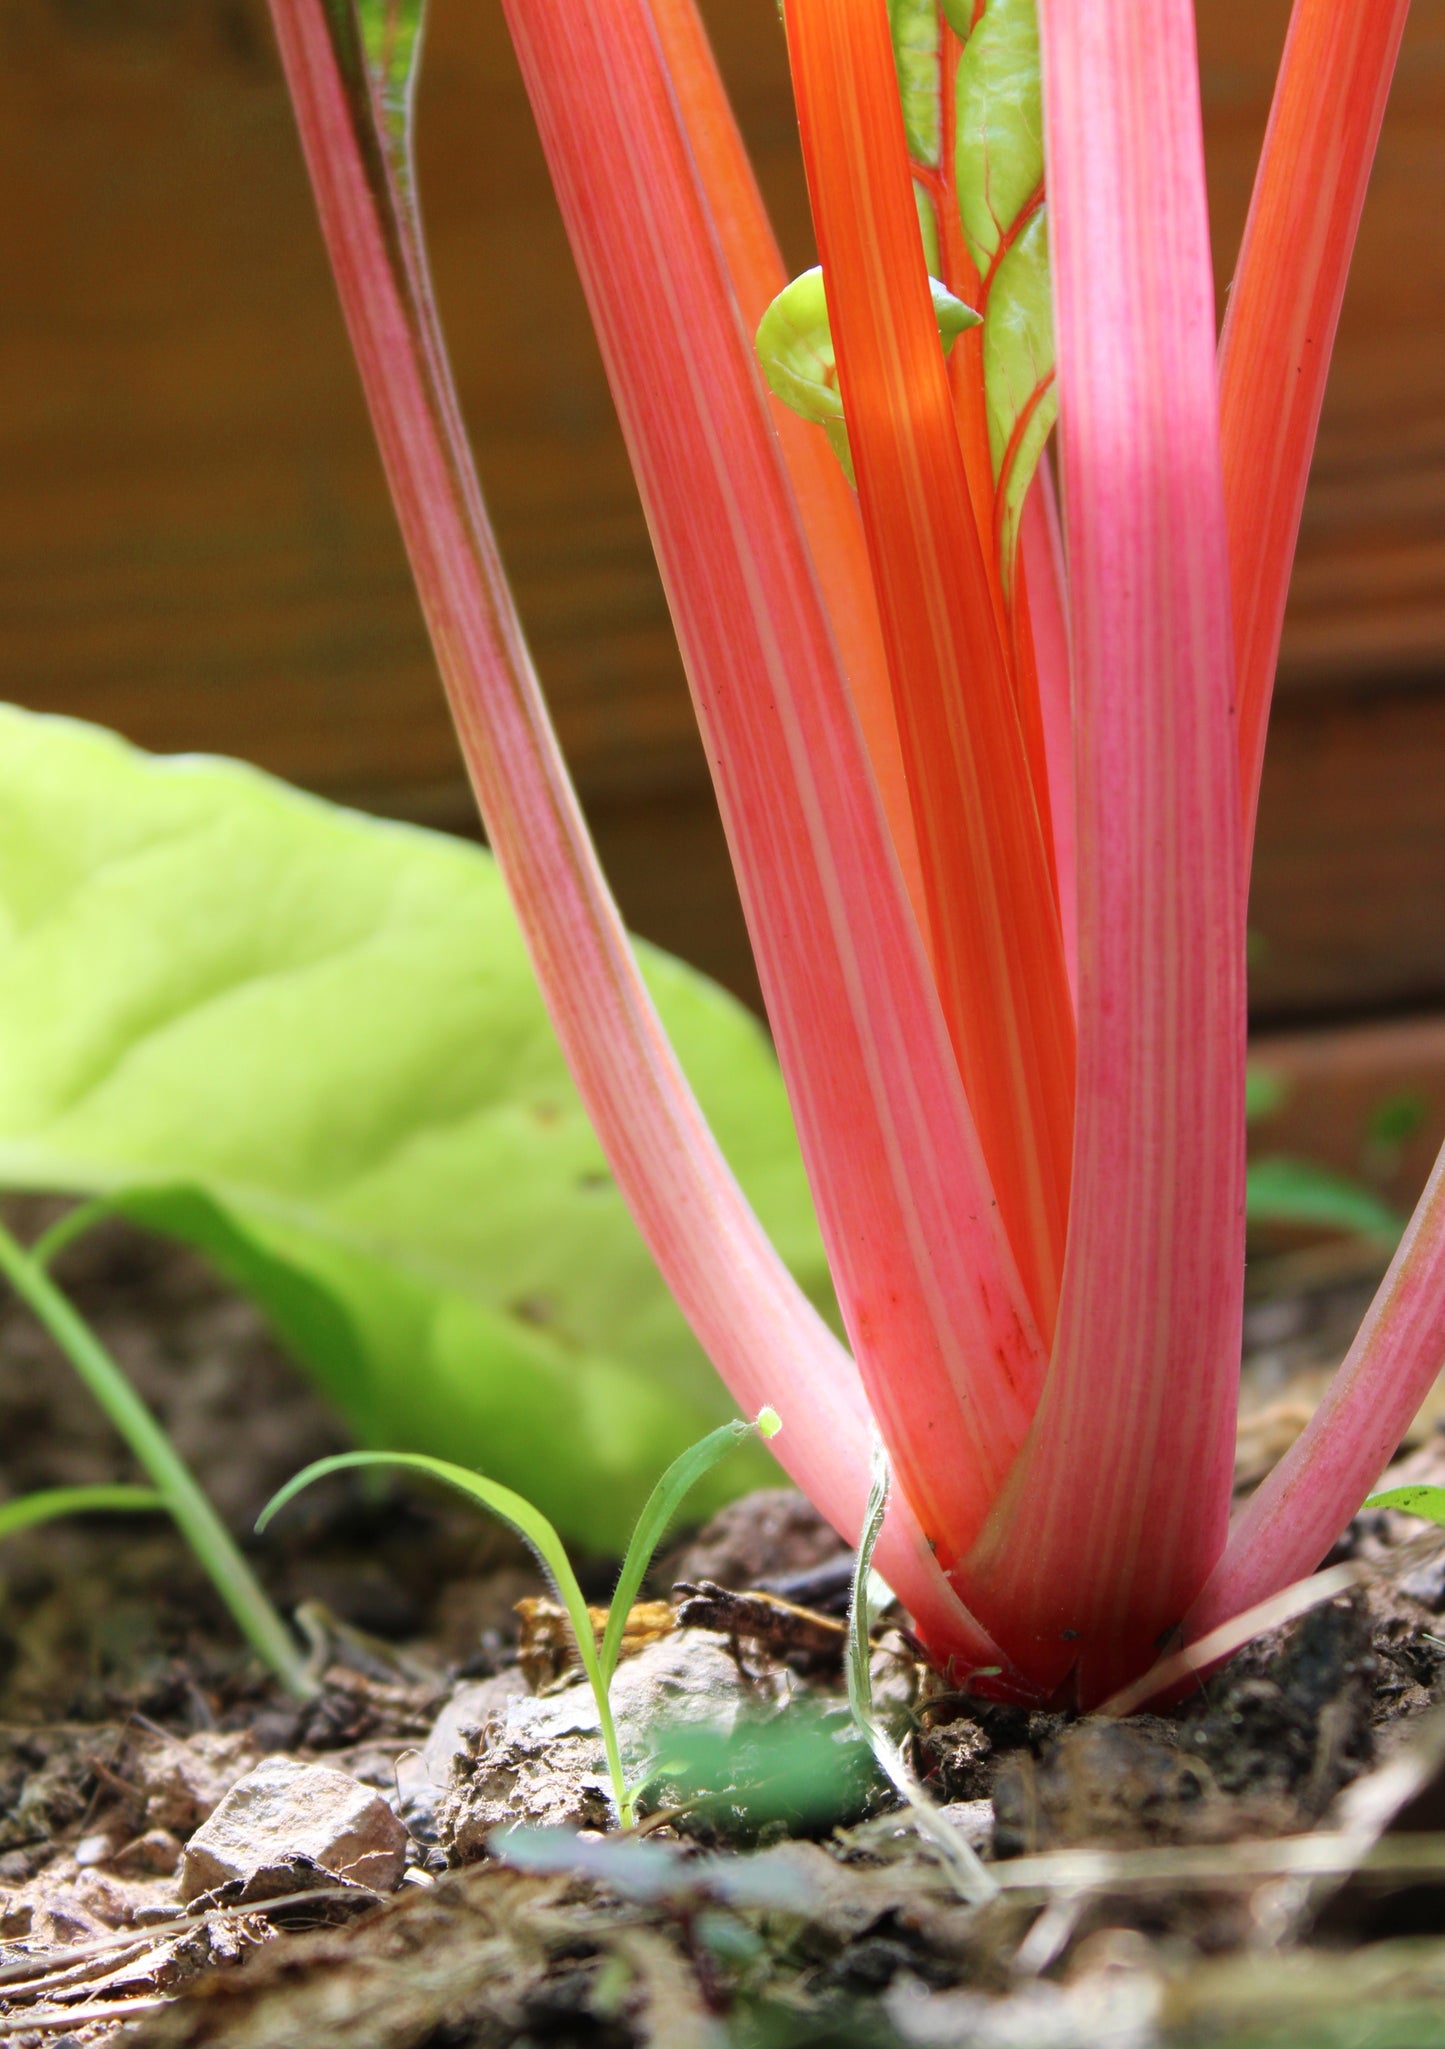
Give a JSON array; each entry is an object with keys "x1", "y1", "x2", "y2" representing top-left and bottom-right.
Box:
[{"x1": 250, "y1": 0, "x2": 1437, "y2": 1707}]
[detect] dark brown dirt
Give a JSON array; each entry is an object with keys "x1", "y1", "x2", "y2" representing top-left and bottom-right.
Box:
[{"x1": 5, "y1": 1211, "x2": 1445, "y2": 2046}]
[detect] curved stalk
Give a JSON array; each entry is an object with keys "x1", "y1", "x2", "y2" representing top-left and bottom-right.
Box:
[
  {"x1": 1221, "y1": 0, "x2": 1411, "y2": 857},
  {"x1": 959, "y1": 0, "x2": 1246, "y2": 1702},
  {"x1": 1189, "y1": 1137, "x2": 1445, "y2": 1635},
  {"x1": 267, "y1": 0, "x2": 874, "y2": 1543}
]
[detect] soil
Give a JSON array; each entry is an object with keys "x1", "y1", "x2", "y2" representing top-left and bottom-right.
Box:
[{"x1": 4, "y1": 1201, "x2": 1445, "y2": 2047}]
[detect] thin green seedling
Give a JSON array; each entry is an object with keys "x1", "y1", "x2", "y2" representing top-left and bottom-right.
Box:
[
  {"x1": 258, "y1": 1407, "x2": 779, "y2": 1827},
  {"x1": 0, "y1": 1215, "x2": 314, "y2": 1699},
  {"x1": 599, "y1": 1406, "x2": 780, "y2": 1689},
  {"x1": 845, "y1": 1435, "x2": 997, "y2": 1904},
  {"x1": 0, "y1": 1483, "x2": 162, "y2": 1543},
  {"x1": 29, "y1": 1198, "x2": 117, "y2": 1273}
]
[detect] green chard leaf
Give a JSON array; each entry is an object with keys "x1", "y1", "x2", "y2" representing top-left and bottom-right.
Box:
[
  {"x1": 756, "y1": 267, "x2": 979, "y2": 484},
  {"x1": 952, "y1": 0, "x2": 1053, "y2": 594},
  {"x1": 355, "y1": 0, "x2": 425, "y2": 150},
  {"x1": 953, "y1": 0, "x2": 1043, "y2": 274},
  {"x1": 0, "y1": 707, "x2": 834, "y2": 1550},
  {"x1": 981, "y1": 210, "x2": 1056, "y2": 582},
  {"x1": 888, "y1": 0, "x2": 943, "y2": 167}
]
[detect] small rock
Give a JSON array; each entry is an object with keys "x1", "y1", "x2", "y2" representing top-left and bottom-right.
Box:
[
  {"x1": 436, "y1": 1629, "x2": 798, "y2": 1860},
  {"x1": 935, "y1": 1798, "x2": 993, "y2": 1855},
  {"x1": 74, "y1": 1832, "x2": 114, "y2": 1867},
  {"x1": 665, "y1": 1488, "x2": 848, "y2": 1592},
  {"x1": 130, "y1": 1729, "x2": 262, "y2": 1837},
  {"x1": 113, "y1": 1827, "x2": 182, "y2": 1877},
  {"x1": 179, "y1": 1756, "x2": 408, "y2": 1902}
]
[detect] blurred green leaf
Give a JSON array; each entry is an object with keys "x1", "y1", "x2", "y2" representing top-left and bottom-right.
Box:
[
  {"x1": 1246, "y1": 1156, "x2": 1402, "y2": 1243},
  {"x1": 646, "y1": 1703, "x2": 877, "y2": 1839},
  {"x1": 1369, "y1": 1089, "x2": 1429, "y2": 1149},
  {"x1": 1364, "y1": 1484, "x2": 1445, "y2": 1525},
  {"x1": 1245, "y1": 1063, "x2": 1289, "y2": 1125},
  {"x1": 0, "y1": 707, "x2": 834, "y2": 1550},
  {"x1": 355, "y1": 0, "x2": 425, "y2": 168}
]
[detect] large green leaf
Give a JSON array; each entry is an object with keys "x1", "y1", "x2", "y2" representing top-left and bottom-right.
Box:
[{"x1": 0, "y1": 707, "x2": 834, "y2": 1548}]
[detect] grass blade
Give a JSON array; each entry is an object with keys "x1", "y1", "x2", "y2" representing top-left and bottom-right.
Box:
[
  {"x1": 599, "y1": 1407, "x2": 780, "y2": 1689},
  {"x1": 0, "y1": 1218, "x2": 311, "y2": 1698},
  {"x1": 259, "y1": 1450, "x2": 627, "y2": 1820},
  {"x1": 846, "y1": 1437, "x2": 997, "y2": 1904},
  {"x1": 0, "y1": 1485, "x2": 162, "y2": 1543}
]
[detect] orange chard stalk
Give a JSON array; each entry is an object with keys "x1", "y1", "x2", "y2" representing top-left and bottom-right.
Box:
[
  {"x1": 782, "y1": 0, "x2": 1075, "y2": 1345},
  {"x1": 645, "y1": 0, "x2": 930, "y2": 941}
]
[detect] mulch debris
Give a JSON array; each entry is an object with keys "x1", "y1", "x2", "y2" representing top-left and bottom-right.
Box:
[{"x1": 5, "y1": 1217, "x2": 1445, "y2": 2043}]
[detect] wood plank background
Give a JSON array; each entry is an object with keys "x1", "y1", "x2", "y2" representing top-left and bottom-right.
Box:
[{"x1": 0, "y1": 0, "x2": 1441, "y2": 1052}]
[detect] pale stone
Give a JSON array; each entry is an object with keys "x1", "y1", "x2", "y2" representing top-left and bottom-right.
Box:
[
  {"x1": 179, "y1": 1756, "x2": 407, "y2": 1903},
  {"x1": 436, "y1": 1629, "x2": 801, "y2": 1859},
  {"x1": 131, "y1": 1728, "x2": 262, "y2": 1836}
]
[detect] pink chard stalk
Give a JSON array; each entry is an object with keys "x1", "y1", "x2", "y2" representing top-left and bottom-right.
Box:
[{"x1": 268, "y1": 0, "x2": 1432, "y2": 1705}]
